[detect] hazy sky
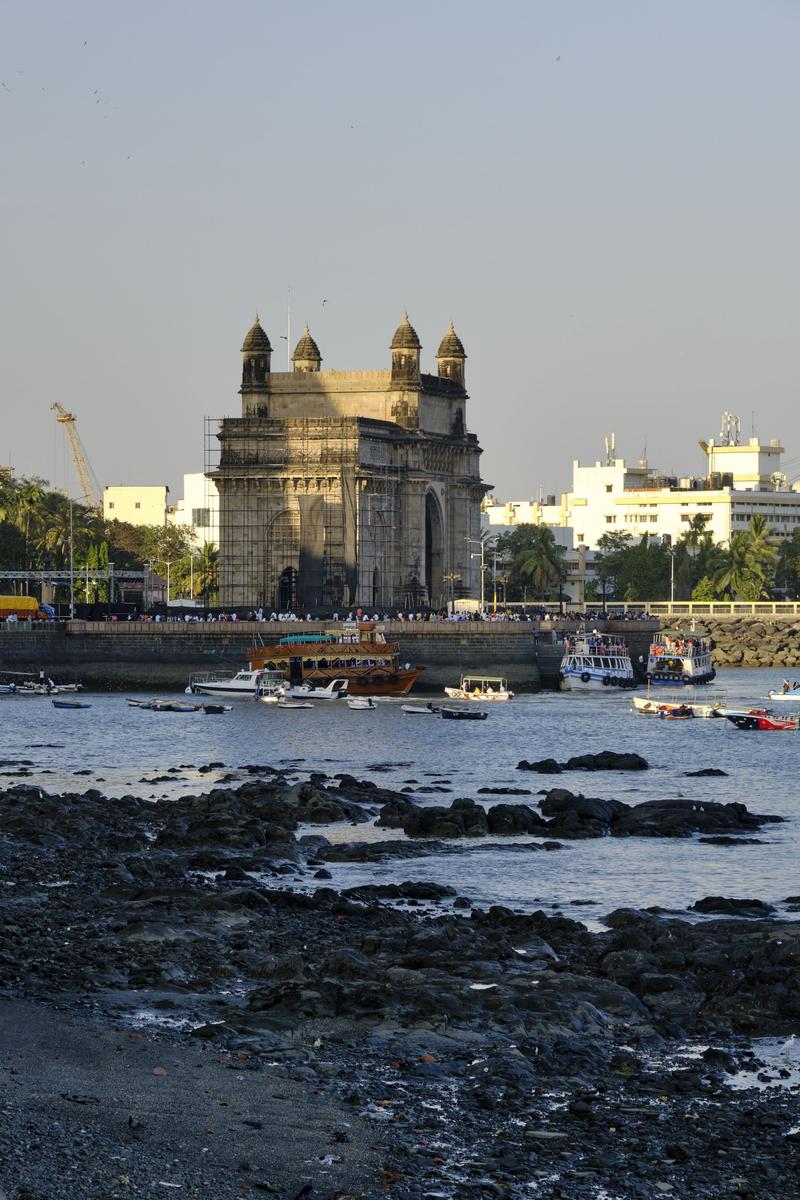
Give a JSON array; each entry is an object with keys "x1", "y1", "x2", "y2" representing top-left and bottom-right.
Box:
[{"x1": 2, "y1": 1, "x2": 799, "y2": 502}]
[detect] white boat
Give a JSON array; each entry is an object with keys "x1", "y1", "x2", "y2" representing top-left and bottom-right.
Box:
[
  {"x1": 346, "y1": 697, "x2": 376, "y2": 710},
  {"x1": 560, "y1": 627, "x2": 636, "y2": 692},
  {"x1": 402, "y1": 703, "x2": 439, "y2": 715},
  {"x1": 284, "y1": 678, "x2": 349, "y2": 701},
  {"x1": 647, "y1": 628, "x2": 715, "y2": 686},
  {"x1": 277, "y1": 699, "x2": 314, "y2": 710},
  {"x1": 187, "y1": 669, "x2": 264, "y2": 697},
  {"x1": 633, "y1": 690, "x2": 727, "y2": 719},
  {"x1": 768, "y1": 684, "x2": 800, "y2": 701},
  {"x1": 255, "y1": 670, "x2": 287, "y2": 703},
  {"x1": 444, "y1": 675, "x2": 514, "y2": 701}
]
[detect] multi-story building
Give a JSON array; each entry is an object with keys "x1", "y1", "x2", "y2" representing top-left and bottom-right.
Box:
[
  {"x1": 168, "y1": 472, "x2": 219, "y2": 549},
  {"x1": 489, "y1": 416, "x2": 800, "y2": 552},
  {"x1": 103, "y1": 484, "x2": 169, "y2": 527}
]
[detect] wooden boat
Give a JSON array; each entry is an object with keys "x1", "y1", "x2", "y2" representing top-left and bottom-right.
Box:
[
  {"x1": 346, "y1": 697, "x2": 376, "y2": 710},
  {"x1": 52, "y1": 699, "x2": 91, "y2": 709},
  {"x1": 727, "y1": 713, "x2": 799, "y2": 731},
  {"x1": 247, "y1": 622, "x2": 423, "y2": 696},
  {"x1": 440, "y1": 706, "x2": 488, "y2": 721},
  {"x1": 276, "y1": 699, "x2": 314, "y2": 710},
  {"x1": 402, "y1": 703, "x2": 439, "y2": 715},
  {"x1": 445, "y1": 675, "x2": 514, "y2": 702}
]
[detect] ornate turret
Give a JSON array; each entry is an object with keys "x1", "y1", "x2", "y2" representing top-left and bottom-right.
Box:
[
  {"x1": 292, "y1": 325, "x2": 322, "y2": 373},
  {"x1": 436, "y1": 322, "x2": 466, "y2": 385},
  {"x1": 390, "y1": 312, "x2": 421, "y2": 383},
  {"x1": 240, "y1": 315, "x2": 272, "y2": 393}
]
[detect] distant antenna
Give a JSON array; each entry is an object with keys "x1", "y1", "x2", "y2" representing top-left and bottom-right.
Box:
[
  {"x1": 720, "y1": 411, "x2": 741, "y2": 447},
  {"x1": 287, "y1": 285, "x2": 292, "y2": 370},
  {"x1": 603, "y1": 433, "x2": 616, "y2": 466}
]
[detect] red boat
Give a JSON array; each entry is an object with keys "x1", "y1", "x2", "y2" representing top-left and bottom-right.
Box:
[{"x1": 726, "y1": 713, "x2": 799, "y2": 731}]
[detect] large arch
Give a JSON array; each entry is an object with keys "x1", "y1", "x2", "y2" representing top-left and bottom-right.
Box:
[
  {"x1": 265, "y1": 508, "x2": 300, "y2": 610},
  {"x1": 425, "y1": 491, "x2": 445, "y2": 609}
]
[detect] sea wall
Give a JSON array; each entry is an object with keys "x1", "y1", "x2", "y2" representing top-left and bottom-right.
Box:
[{"x1": 0, "y1": 621, "x2": 546, "y2": 690}]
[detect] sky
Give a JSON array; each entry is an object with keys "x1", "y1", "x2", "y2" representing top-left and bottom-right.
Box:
[{"x1": 2, "y1": 0, "x2": 800, "y2": 502}]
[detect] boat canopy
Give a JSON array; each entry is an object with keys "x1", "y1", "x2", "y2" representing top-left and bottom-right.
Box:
[
  {"x1": 461, "y1": 675, "x2": 508, "y2": 686},
  {"x1": 278, "y1": 634, "x2": 333, "y2": 645}
]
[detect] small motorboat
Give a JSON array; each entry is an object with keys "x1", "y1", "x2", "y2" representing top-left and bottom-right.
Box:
[
  {"x1": 440, "y1": 706, "x2": 488, "y2": 721},
  {"x1": 203, "y1": 703, "x2": 231, "y2": 714},
  {"x1": 727, "y1": 713, "x2": 799, "y2": 731},
  {"x1": 657, "y1": 704, "x2": 694, "y2": 720},
  {"x1": 277, "y1": 699, "x2": 314, "y2": 710},
  {"x1": 445, "y1": 675, "x2": 515, "y2": 701},
  {"x1": 284, "y1": 679, "x2": 349, "y2": 701},
  {"x1": 347, "y1": 697, "x2": 376, "y2": 710},
  {"x1": 402, "y1": 703, "x2": 440, "y2": 715},
  {"x1": 767, "y1": 684, "x2": 800, "y2": 701},
  {"x1": 133, "y1": 699, "x2": 201, "y2": 712},
  {"x1": 52, "y1": 699, "x2": 92, "y2": 710}
]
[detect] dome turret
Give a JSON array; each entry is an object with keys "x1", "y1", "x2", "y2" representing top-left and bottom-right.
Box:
[
  {"x1": 390, "y1": 312, "x2": 421, "y2": 383},
  {"x1": 240, "y1": 313, "x2": 272, "y2": 393},
  {"x1": 436, "y1": 321, "x2": 466, "y2": 385},
  {"x1": 292, "y1": 325, "x2": 322, "y2": 373},
  {"x1": 390, "y1": 311, "x2": 421, "y2": 350},
  {"x1": 241, "y1": 315, "x2": 272, "y2": 354}
]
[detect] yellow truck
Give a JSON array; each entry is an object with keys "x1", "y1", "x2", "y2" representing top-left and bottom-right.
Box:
[{"x1": 0, "y1": 595, "x2": 50, "y2": 621}]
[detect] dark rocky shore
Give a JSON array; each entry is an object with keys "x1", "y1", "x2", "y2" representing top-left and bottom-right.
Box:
[{"x1": 1, "y1": 762, "x2": 799, "y2": 1199}]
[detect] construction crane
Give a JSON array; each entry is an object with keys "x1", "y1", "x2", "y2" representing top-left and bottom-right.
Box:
[{"x1": 51, "y1": 403, "x2": 102, "y2": 509}]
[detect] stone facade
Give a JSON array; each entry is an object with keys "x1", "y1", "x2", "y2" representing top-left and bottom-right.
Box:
[{"x1": 212, "y1": 314, "x2": 488, "y2": 610}]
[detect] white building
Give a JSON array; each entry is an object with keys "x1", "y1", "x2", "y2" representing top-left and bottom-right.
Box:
[
  {"x1": 489, "y1": 416, "x2": 800, "y2": 553},
  {"x1": 482, "y1": 508, "x2": 598, "y2": 605},
  {"x1": 103, "y1": 484, "x2": 169, "y2": 527},
  {"x1": 168, "y1": 472, "x2": 220, "y2": 549}
]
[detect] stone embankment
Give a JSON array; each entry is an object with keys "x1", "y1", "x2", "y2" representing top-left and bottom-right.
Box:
[{"x1": 703, "y1": 617, "x2": 800, "y2": 670}]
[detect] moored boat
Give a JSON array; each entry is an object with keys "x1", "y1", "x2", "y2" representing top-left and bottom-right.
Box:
[
  {"x1": 726, "y1": 712, "x2": 799, "y2": 731},
  {"x1": 402, "y1": 703, "x2": 439, "y2": 715},
  {"x1": 768, "y1": 682, "x2": 800, "y2": 701},
  {"x1": 187, "y1": 668, "x2": 265, "y2": 697},
  {"x1": 647, "y1": 628, "x2": 715, "y2": 686},
  {"x1": 444, "y1": 675, "x2": 514, "y2": 701},
  {"x1": 346, "y1": 697, "x2": 376, "y2": 710},
  {"x1": 559, "y1": 627, "x2": 636, "y2": 692},
  {"x1": 284, "y1": 679, "x2": 348, "y2": 700},
  {"x1": 52, "y1": 699, "x2": 91, "y2": 709},
  {"x1": 277, "y1": 699, "x2": 314, "y2": 710},
  {"x1": 440, "y1": 706, "x2": 488, "y2": 721},
  {"x1": 247, "y1": 622, "x2": 423, "y2": 696},
  {"x1": 254, "y1": 671, "x2": 286, "y2": 703}
]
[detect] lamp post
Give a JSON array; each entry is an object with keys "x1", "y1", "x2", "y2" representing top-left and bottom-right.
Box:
[
  {"x1": 466, "y1": 537, "x2": 485, "y2": 613},
  {"x1": 189, "y1": 553, "x2": 196, "y2": 601},
  {"x1": 143, "y1": 560, "x2": 152, "y2": 613},
  {"x1": 68, "y1": 499, "x2": 75, "y2": 619},
  {"x1": 163, "y1": 560, "x2": 173, "y2": 605},
  {"x1": 443, "y1": 572, "x2": 461, "y2": 613}
]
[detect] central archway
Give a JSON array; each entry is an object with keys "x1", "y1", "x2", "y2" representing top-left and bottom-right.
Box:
[
  {"x1": 266, "y1": 508, "x2": 300, "y2": 610},
  {"x1": 424, "y1": 492, "x2": 444, "y2": 609}
]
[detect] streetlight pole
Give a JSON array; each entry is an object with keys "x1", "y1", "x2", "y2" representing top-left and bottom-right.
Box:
[
  {"x1": 670, "y1": 549, "x2": 675, "y2": 607},
  {"x1": 143, "y1": 560, "x2": 151, "y2": 613},
  {"x1": 68, "y1": 499, "x2": 75, "y2": 619},
  {"x1": 465, "y1": 537, "x2": 485, "y2": 613},
  {"x1": 189, "y1": 553, "x2": 195, "y2": 601}
]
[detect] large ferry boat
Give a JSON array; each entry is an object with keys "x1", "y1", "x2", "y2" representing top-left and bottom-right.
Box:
[
  {"x1": 646, "y1": 629, "x2": 715, "y2": 686},
  {"x1": 559, "y1": 628, "x2": 636, "y2": 692},
  {"x1": 247, "y1": 622, "x2": 423, "y2": 696}
]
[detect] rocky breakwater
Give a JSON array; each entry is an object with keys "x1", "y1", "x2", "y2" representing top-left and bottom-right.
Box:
[
  {"x1": 705, "y1": 615, "x2": 800, "y2": 669},
  {"x1": 1, "y1": 764, "x2": 799, "y2": 1199}
]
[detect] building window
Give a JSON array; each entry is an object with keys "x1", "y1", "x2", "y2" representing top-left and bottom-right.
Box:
[
  {"x1": 605, "y1": 485, "x2": 613, "y2": 493},
  {"x1": 192, "y1": 508, "x2": 211, "y2": 527},
  {"x1": 649, "y1": 515, "x2": 658, "y2": 522},
  {"x1": 605, "y1": 516, "x2": 616, "y2": 524},
  {"x1": 108, "y1": 501, "x2": 115, "y2": 510},
  {"x1": 135, "y1": 502, "x2": 141, "y2": 510}
]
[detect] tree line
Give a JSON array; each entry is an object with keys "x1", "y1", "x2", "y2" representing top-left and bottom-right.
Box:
[
  {"x1": 489, "y1": 514, "x2": 800, "y2": 603},
  {"x1": 0, "y1": 474, "x2": 218, "y2": 603}
]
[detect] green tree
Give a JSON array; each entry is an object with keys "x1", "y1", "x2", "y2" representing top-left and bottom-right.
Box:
[
  {"x1": 712, "y1": 519, "x2": 777, "y2": 600},
  {"x1": 594, "y1": 531, "x2": 634, "y2": 606},
  {"x1": 691, "y1": 575, "x2": 717, "y2": 601},
  {"x1": 512, "y1": 526, "x2": 566, "y2": 600}
]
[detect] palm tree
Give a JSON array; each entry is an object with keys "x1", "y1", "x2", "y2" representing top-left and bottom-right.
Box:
[
  {"x1": 193, "y1": 542, "x2": 219, "y2": 604},
  {"x1": 513, "y1": 527, "x2": 566, "y2": 599}
]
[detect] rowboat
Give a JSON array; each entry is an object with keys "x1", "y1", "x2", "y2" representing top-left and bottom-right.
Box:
[
  {"x1": 767, "y1": 686, "x2": 800, "y2": 701},
  {"x1": 202, "y1": 703, "x2": 231, "y2": 714},
  {"x1": 440, "y1": 706, "x2": 488, "y2": 721}
]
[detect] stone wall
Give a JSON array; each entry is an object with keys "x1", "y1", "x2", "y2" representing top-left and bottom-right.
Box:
[
  {"x1": 702, "y1": 617, "x2": 800, "y2": 670},
  {"x1": 0, "y1": 621, "x2": 542, "y2": 690}
]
